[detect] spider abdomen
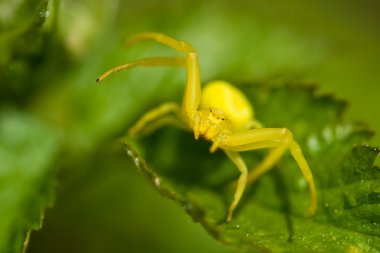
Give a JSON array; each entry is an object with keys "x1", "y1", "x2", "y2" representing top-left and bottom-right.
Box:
[{"x1": 200, "y1": 81, "x2": 254, "y2": 130}]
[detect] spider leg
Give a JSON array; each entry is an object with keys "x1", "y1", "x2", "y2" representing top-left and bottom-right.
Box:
[
  {"x1": 96, "y1": 57, "x2": 186, "y2": 82},
  {"x1": 288, "y1": 141, "x2": 317, "y2": 216},
  {"x1": 126, "y1": 32, "x2": 195, "y2": 53},
  {"x1": 220, "y1": 128, "x2": 317, "y2": 216},
  {"x1": 97, "y1": 33, "x2": 201, "y2": 126},
  {"x1": 181, "y1": 51, "x2": 201, "y2": 125},
  {"x1": 224, "y1": 150, "x2": 248, "y2": 223},
  {"x1": 128, "y1": 102, "x2": 187, "y2": 137},
  {"x1": 246, "y1": 144, "x2": 288, "y2": 185},
  {"x1": 129, "y1": 33, "x2": 202, "y2": 124},
  {"x1": 130, "y1": 115, "x2": 189, "y2": 138}
]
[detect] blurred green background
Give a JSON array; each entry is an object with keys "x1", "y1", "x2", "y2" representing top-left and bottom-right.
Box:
[{"x1": 0, "y1": 0, "x2": 379, "y2": 252}]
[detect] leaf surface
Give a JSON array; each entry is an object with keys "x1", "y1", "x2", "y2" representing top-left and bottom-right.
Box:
[
  {"x1": 0, "y1": 110, "x2": 58, "y2": 253},
  {"x1": 125, "y1": 83, "x2": 380, "y2": 253}
]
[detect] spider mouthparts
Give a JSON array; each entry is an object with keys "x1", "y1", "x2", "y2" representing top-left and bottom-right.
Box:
[{"x1": 209, "y1": 142, "x2": 219, "y2": 153}]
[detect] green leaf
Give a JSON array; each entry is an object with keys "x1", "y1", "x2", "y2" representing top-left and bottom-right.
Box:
[
  {"x1": 124, "y1": 83, "x2": 380, "y2": 253},
  {"x1": 0, "y1": 110, "x2": 58, "y2": 253},
  {"x1": 0, "y1": 0, "x2": 50, "y2": 103}
]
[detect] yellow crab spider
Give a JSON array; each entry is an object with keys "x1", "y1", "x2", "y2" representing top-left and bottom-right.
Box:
[{"x1": 97, "y1": 32, "x2": 317, "y2": 222}]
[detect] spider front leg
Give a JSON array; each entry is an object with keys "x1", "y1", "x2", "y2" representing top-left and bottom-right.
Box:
[
  {"x1": 248, "y1": 137, "x2": 317, "y2": 216},
  {"x1": 127, "y1": 33, "x2": 203, "y2": 124},
  {"x1": 121, "y1": 32, "x2": 202, "y2": 123},
  {"x1": 220, "y1": 128, "x2": 317, "y2": 217},
  {"x1": 96, "y1": 32, "x2": 202, "y2": 129},
  {"x1": 128, "y1": 102, "x2": 188, "y2": 137}
]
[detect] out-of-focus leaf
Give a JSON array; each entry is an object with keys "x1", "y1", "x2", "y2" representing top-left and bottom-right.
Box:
[
  {"x1": 125, "y1": 83, "x2": 380, "y2": 253},
  {"x1": 0, "y1": 0, "x2": 50, "y2": 103},
  {"x1": 0, "y1": 110, "x2": 58, "y2": 253}
]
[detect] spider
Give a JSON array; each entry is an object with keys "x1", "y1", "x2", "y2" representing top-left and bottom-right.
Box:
[{"x1": 97, "y1": 32, "x2": 317, "y2": 222}]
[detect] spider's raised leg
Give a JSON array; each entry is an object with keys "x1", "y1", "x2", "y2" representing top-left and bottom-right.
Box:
[
  {"x1": 128, "y1": 102, "x2": 188, "y2": 137},
  {"x1": 125, "y1": 33, "x2": 201, "y2": 124},
  {"x1": 96, "y1": 57, "x2": 186, "y2": 82},
  {"x1": 97, "y1": 33, "x2": 202, "y2": 126},
  {"x1": 127, "y1": 32, "x2": 196, "y2": 53},
  {"x1": 219, "y1": 128, "x2": 317, "y2": 217},
  {"x1": 224, "y1": 150, "x2": 248, "y2": 222}
]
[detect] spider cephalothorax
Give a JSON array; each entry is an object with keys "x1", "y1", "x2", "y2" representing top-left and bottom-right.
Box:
[
  {"x1": 194, "y1": 107, "x2": 232, "y2": 141},
  {"x1": 97, "y1": 32, "x2": 317, "y2": 222}
]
